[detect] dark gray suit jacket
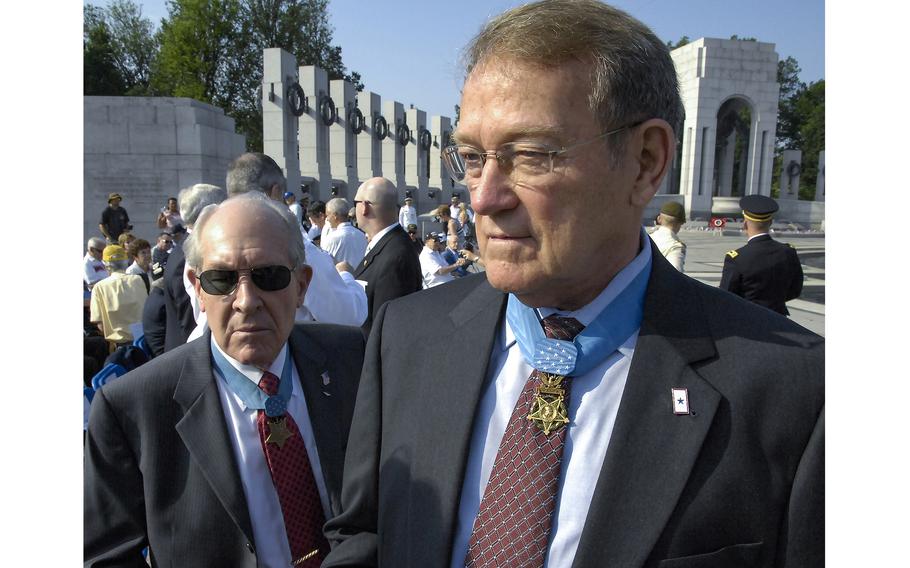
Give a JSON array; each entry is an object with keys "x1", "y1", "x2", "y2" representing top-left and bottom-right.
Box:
[
  {"x1": 353, "y1": 225, "x2": 422, "y2": 333},
  {"x1": 323, "y1": 249, "x2": 824, "y2": 568},
  {"x1": 84, "y1": 324, "x2": 366, "y2": 567}
]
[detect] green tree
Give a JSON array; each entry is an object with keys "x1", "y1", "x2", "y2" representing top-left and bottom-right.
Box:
[
  {"x1": 106, "y1": 0, "x2": 159, "y2": 94},
  {"x1": 84, "y1": 6, "x2": 127, "y2": 96},
  {"x1": 792, "y1": 80, "x2": 825, "y2": 199},
  {"x1": 666, "y1": 36, "x2": 690, "y2": 49},
  {"x1": 84, "y1": 2, "x2": 158, "y2": 95}
]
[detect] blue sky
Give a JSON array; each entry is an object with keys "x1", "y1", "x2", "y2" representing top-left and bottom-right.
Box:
[{"x1": 95, "y1": 0, "x2": 824, "y2": 120}]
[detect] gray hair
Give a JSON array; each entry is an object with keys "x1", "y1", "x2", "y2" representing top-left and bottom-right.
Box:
[
  {"x1": 463, "y1": 0, "x2": 683, "y2": 162},
  {"x1": 87, "y1": 237, "x2": 106, "y2": 251},
  {"x1": 184, "y1": 192, "x2": 307, "y2": 270},
  {"x1": 326, "y1": 197, "x2": 351, "y2": 217},
  {"x1": 104, "y1": 259, "x2": 130, "y2": 272},
  {"x1": 226, "y1": 152, "x2": 287, "y2": 196},
  {"x1": 178, "y1": 184, "x2": 227, "y2": 227}
]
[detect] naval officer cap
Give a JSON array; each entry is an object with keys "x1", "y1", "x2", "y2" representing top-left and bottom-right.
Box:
[{"x1": 740, "y1": 195, "x2": 779, "y2": 223}]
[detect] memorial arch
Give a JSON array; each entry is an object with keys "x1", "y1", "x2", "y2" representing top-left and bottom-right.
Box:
[{"x1": 654, "y1": 38, "x2": 780, "y2": 220}]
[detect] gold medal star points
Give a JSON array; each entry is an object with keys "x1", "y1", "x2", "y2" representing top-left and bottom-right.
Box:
[
  {"x1": 265, "y1": 416, "x2": 293, "y2": 448},
  {"x1": 527, "y1": 395, "x2": 569, "y2": 435}
]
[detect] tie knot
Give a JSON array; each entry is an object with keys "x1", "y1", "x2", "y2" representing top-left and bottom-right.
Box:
[
  {"x1": 541, "y1": 315, "x2": 585, "y2": 341},
  {"x1": 258, "y1": 371, "x2": 280, "y2": 396}
]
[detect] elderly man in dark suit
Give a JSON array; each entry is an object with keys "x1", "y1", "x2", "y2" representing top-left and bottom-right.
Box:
[
  {"x1": 85, "y1": 192, "x2": 365, "y2": 567},
  {"x1": 323, "y1": 2, "x2": 824, "y2": 567},
  {"x1": 352, "y1": 176, "x2": 422, "y2": 332}
]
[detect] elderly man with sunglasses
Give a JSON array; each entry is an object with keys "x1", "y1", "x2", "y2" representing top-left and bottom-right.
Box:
[
  {"x1": 324, "y1": 1, "x2": 824, "y2": 567},
  {"x1": 85, "y1": 192, "x2": 365, "y2": 567}
]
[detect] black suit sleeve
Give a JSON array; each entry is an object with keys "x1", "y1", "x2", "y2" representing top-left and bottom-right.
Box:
[
  {"x1": 786, "y1": 248, "x2": 804, "y2": 301},
  {"x1": 719, "y1": 255, "x2": 741, "y2": 295},
  {"x1": 369, "y1": 253, "x2": 421, "y2": 325},
  {"x1": 323, "y1": 305, "x2": 389, "y2": 567},
  {"x1": 781, "y1": 406, "x2": 824, "y2": 567},
  {"x1": 84, "y1": 389, "x2": 150, "y2": 567}
]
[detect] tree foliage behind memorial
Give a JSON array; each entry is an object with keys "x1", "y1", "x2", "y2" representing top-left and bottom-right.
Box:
[
  {"x1": 772, "y1": 56, "x2": 825, "y2": 199},
  {"x1": 83, "y1": 0, "x2": 361, "y2": 152}
]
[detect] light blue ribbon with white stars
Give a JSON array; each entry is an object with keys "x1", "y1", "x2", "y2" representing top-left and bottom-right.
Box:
[
  {"x1": 211, "y1": 346, "x2": 293, "y2": 417},
  {"x1": 506, "y1": 251, "x2": 650, "y2": 377}
]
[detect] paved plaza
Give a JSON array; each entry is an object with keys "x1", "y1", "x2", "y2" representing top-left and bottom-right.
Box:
[{"x1": 679, "y1": 229, "x2": 825, "y2": 336}]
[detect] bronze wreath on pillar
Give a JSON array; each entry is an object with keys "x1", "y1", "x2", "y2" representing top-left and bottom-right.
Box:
[
  {"x1": 286, "y1": 83, "x2": 308, "y2": 117},
  {"x1": 349, "y1": 106, "x2": 365, "y2": 135},
  {"x1": 373, "y1": 115, "x2": 389, "y2": 140},
  {"x1": 419, "y1": 128, "x2": 432, "y2": 151},
  {"x1": 786, "y1": 161, "x2": 801, "y2": 178},
  {"x1": 397, "y1": 122, "x2": 411, "y2": 146},
  {"x1": 319, "y1": 95, "x2": 337, "y2": 126}
]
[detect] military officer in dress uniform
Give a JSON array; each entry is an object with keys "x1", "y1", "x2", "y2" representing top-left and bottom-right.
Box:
[{"x1": 719, "y1": 194, "x2": 804, "y2": 315}]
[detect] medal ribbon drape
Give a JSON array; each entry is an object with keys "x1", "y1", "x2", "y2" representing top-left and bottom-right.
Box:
[
  {"x1": 256, "y1": 371, "x2": 329, "y2": 567},
  {"x1": 465, "y1": 315, "x2": 586, "y2": 568}
]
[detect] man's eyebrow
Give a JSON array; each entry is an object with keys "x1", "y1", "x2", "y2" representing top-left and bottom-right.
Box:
[{"x1": 451, "y1": 126, "x2": 564, "y2": 146}]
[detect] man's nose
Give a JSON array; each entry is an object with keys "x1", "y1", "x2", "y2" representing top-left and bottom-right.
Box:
[
  {"x1": 232, "y1": 275, "x2": 263, "y2": 313},
  {"x1": 468, "y1": 159, "x2": 519, "y2": 216}
]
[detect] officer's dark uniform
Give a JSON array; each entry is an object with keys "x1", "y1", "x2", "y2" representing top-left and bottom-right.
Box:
[{"x1": 719, "y1": 195, "x2": 804, "y2": 315}]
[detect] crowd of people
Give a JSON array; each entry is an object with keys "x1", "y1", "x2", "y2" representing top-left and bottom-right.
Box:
[{"x1": 84, "y1": 1, "x2": 823, "y2": 567}]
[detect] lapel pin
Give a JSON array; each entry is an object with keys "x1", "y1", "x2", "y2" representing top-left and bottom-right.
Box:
[
  {"x1": 671, "y1": 388, "x2": 690, "y2": 415},
  {"x1": 321, "y1": 371, "x2": 331, "y2": 386}
]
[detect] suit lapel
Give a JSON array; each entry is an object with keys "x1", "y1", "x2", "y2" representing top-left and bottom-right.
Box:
[
  {"x1": 411, "y1": 277, "x2": 508, "y2": 563},
  {"x1": 573, "y1": 252, "x2": 720, "y2": 568},
  {"x1": 354, "y1": 226, "x2": 401, "y2": 277},
  {"x1": 287, "y1": 326, "x2": 347, "y2": 515},
  {"x1": 173, "y1": 333, "x2": 256, "y2": 545}
]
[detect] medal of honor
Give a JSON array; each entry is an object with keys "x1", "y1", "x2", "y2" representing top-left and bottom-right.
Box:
[
  {"x1": 527, "y1": 372, "x2": 570, "y2": 435},
  {"x1": 265, "y1": 416, "x2": 293, "y2": 448}
]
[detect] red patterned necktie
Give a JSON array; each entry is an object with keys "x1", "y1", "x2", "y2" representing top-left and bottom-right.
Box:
[
  {"x1": 257, "y1": 371, "x2": 329, "y2": 566},
  {"x1": 465, "y1": 315, "x2": 586, "y2": 568}
]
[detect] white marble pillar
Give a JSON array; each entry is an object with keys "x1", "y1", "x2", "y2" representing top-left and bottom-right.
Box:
[
  {"x1": 262, "y1": 48, "x2": 300, "y2": 194},
  {"x1": 298, "y1": 65, "x2": 331, "y2": 199}
]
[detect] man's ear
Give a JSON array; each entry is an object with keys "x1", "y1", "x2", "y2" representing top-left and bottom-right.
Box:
[
  {"x1": 187, "y1": 268, "x2": 206, "y2": 313},
  {"x1": 629, "y1": 118, "x2": 676, "y2": 208},
  {"x1": 295, "y1": 265, "x2": 313, "y2": 308}
]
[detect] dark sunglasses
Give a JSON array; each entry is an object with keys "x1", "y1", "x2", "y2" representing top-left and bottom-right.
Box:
[{"x1": 198, "y1": 265, "x2": 292, "y2": 296}]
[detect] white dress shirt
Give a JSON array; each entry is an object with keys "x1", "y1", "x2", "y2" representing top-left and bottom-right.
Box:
[
  {"x1": 212, "y1": 339, "x2": 331, "y2": 568},
  {"x1": 320, "y1": 222, "x2": 367, "y2": 269},
  {"x1": 419, "y1": 246, "x2": 454, "y2": 288},
  {"x1": 84, "y1": 252, "x2": 109, "y2": 286},
  {"x1": 398, "y1": 204, "x2": 417, "y2": 229},
  {"x1": 364, "y1": 222, "x2": 399, "y2": 254},
  {"x1": 450, "y1": 238, "x2": 651, "y2": 568}
]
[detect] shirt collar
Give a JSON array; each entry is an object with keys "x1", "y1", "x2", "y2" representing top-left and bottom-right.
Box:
[
  {"x1": 503, "y1": 230, "x2": 651, "y2": 351},
  {"x1": 366, "y1": 222, "x2": 399, "y2": 251},
  {"x1": 211, "y1": 335, "x2": 290, "y2": 389},
  {"x1": 748, "y1": 232, "x2": 770, "y2": 242}
]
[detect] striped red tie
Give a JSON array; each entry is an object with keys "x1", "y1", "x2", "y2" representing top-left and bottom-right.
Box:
[
  {"x1": 257, "y1": 371, "x2": 329, "y2": 566},
  {"x1": 465, "y1": 315, "x2": 585, "y2": 567}
]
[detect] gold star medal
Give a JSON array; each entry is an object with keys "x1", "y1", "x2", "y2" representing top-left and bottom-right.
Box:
[
  {"x1": 527, "y1": 372, "x2": 570, "y2": 435},
  {"x1": 265, "y1": 416, "x2": 293, "y2": 448}
]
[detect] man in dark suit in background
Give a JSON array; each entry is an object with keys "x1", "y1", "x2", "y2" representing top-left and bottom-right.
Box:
[
  {"x1": 352, "y1": 177, "x2": 422, "y2": 333},
  {"x1": 720, "y1": 194, "x2": 804, "y2": 315},
  {"x1": 323, "y1": 2, "x2": 824, "y2": 567},
  {"x1": 162, "y1": 184, "x2": 225, "y2": 351},
  {"x1": 85, "y1": 192, "x2": 365, "y2": 567}
]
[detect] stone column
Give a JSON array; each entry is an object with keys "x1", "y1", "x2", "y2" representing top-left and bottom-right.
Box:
[
  {"x1": 428, "y1": 115, "x2": 455, "y2": 206},
  {"x1": 329, "y1": 78, "x2": 357, "y2": 197},
  {"x1": 779, "y1": 149, "x2": 802, "y2": 200},
  {"x1": 382, "y1": 100, "x2": 406, "y2": 191},
  {"x1": 298, "y1": 65, "x2": 331, "y2": 200},
  {"x1": 814, "y1": 150, "x2": 825, "y2": 201},
  {"x1": 356, "y1": 91, "x2": 382, "y2": 182},
  {"x1": 681, "y1": 121, "x2": 716, "y2": 220},
  {"x1": 716, "y1": 130, "x2": 736, "y2": 196},
  {"x1": 262, "y1": 48, "x2": 300, "y2": 194},
  {"x1": 405, "y1": 107, "x2": 428, "y2": 198}
]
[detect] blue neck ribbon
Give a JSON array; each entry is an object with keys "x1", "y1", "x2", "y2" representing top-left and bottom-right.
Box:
[
  {"x1": 211, "y1": 346, "x2": 293, "y2": 417},
  {"x1": 505, "y1": 255, "x2": 651, "y2": 377}
]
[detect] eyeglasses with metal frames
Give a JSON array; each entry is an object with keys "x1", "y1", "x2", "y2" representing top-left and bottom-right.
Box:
[{"x1": 441, "y1": 120, "x2": 644, "y2": 183}]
